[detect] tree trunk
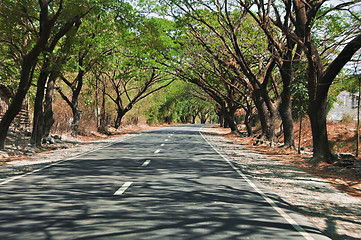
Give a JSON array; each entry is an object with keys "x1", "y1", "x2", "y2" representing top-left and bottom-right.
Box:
[
  {"x1": 223, "y1": 106, "x2": 238, "y2": 132},
  {"x1": 199, "y1": 112, "x2": 208, "y2": 124},
  {"x1": 244, "y1": 109, "x2": 253, "y2": 137},
  {"x1": 298, "y1": 115, "x2": 303, "y2": 154},
  {"x1": 43, "y1": 71, "x2": 57, "y2": 137},
  {"x1": 279, "y1": 49, "x2": 296, "y2": 148},
  {"x1": 71, "y1": 105, "x2": 82, "y2": 137},
  {"x1": 308, "y1": 97, "x2": 335, "y2": 163},
  {"x1": 98, "y1": 86, "x2": 106, "y2": 133},
  {"x1": 0, "y1": 55, "x2": 39, "y2": 149},
  {"x1": 0, "y1": 0, "x2": 58, "y2": 149},
  {"x1": 31, "y1": 61, "x2": 50, "y2": 146},
  {"x1": 356, "y1": 73, "x2": 361, "y2": 157},
  {"x1": 216, "y1": 108, "x2": 225, "y2": 127},
  {"x1": 192, "y1": 114, "x2": 197, "y2": 124},
  {"x1": 279, "y1": 81, "x2": 295, "y2": 148},
  {"x1": 253, "y1": 91, "x2": 275, "y2": 141},
  {"x1": 115, "y1": 110, "x2": 126, "y2": 129}
]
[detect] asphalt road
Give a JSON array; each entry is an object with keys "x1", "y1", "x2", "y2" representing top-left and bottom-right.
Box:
[{"x1": 0, "y1": 125, "x2": 331, "y2": 240}]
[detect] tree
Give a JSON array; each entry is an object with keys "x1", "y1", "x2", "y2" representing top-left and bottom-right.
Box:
[
  {"x1": 97, "y1": 62, "x2": 174, "y2": 128},
  {"x1": 0, "y1": 0, "x2": 70, "y2": 149},
  {"x1": 241, "y1": 0, "x2": 303, "y2": 148},
  {"x1": 90, "y1": 15, "x2": 176, "y2": 129},
  {"x1": 166, "y1": 1, "x2": 284, "y2": 141},
  {"x1": 280, "y1": 0, "x2": 361, "y2": 162},
  {"x1": 31, "y1": 11, "x2": 86, "y2": 146},
  {"x1": 145, "y1": 80, "x2": 217, "y2": 124},
  {"x1": 55, "y1": 1, "x2": 129, "y2": 136}
]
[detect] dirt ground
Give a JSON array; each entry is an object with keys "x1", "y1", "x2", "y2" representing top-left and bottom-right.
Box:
[{"x1": 229, "y1": 119, "x2": 361, "y2": 200}]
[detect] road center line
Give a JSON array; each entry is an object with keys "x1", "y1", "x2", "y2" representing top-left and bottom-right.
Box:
[
  {"x1": 142, "y1": 160, "x2": 151, "y2": 166},
  {"x1": 114, "y1": 182, "x2": 133, "y2": 195},
  {"x1": 154, "y1": 149, "x2": 161, "y2": 154}
]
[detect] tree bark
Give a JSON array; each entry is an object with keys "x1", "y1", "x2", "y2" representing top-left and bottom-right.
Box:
[
  {"x1": 98, "y1": 85, "x2": 106, "y2": 133},
  {"x1": 244, "y1": 108, "x2": 253, "y2": 137},
  {"x1": 115, "y1": 110, "x2": 126, "y2": 129},
  {"x1": 43, "y1": 71, "x2": 57, "y2": 137},
  {"x1": 279, "y1": 61, "x2": 296, "y2": 149},
  {"x1": 298, "y1": 115, "x2": 303, "y2": 154},
  {"x1": 253, "y1": 90, "x2": 276, "y2": 141},
  {"x1": 31, "y1": 61, "x2": 50, "y2": 146},
  {"x1": 221, "y1": 105, "x2": 235, "y2": 129},
  {"x1": 308, "y1": 96, "x2": 334, "y2": 163},
  {"x1": 71, "y1": 105, "x2": 82, "y2": 137},
  {"x1": 307, "y1": 34, "x2": 361, "y2": 163}
]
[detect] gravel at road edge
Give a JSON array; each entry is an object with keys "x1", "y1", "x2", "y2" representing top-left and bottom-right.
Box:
[
  {"x1": 0, "y1": 133, "x2": 138, "y2": 180},
  {"x1": 202, "y1": 129, "x2": 361, "y2": 240}
]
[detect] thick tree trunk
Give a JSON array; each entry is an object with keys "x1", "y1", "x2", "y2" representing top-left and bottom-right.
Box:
[
  {"x1": 216, "y1": 108, "x2": 224, "y2": 127},
  {"x1": 223, "y1": 107, "x2": 238, "y2": 132},
  {"x1": 114, "y1": 110, "x2": 126, "y2": 129},
  {"x1": 71, "y1": 105, "x2": 82, "y2": 137},
  {"x1": 192, "y1": 114, "x2": 197, "y2": 124},
  {"x1": 279, "y1": 48, "x2": 296, "y2": 148},
  {"x1": 0, "y1": 55, "x2": 39, "y2": 149},
  {"x1": 0, "y1": 82, "x2": 31, "y2": 149},
  {"x1": 279, "y1": 77, "x2": 295, "y2": 148},
  {"x1": 31, "y1": 62, "x2": 50, "y2": 146},
  {"x1": 199, "y1": 113, "x2": 208, "y2": 124},
  {"x1": 308, "y1": 97, "x2": 335, "y2": 163},
  {"x1": 253, "y1": 91, "x2": 275, "y2": 141}
]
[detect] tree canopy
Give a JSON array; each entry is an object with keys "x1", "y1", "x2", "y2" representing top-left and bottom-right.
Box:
[{"x1": 0, "y1": 0, "x2": 360, "y2": 163}]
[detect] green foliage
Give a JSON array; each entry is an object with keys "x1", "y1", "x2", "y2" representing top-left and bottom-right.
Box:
[
  {"x1": 1, "y1": 0, "x2": 359, "y2": 136},
  {"x1": 291, "y1": 61, "x2": 309, "y2": 119},
  {"x1": 145, "y1": 80, "x2": 216, "y2": 124}
]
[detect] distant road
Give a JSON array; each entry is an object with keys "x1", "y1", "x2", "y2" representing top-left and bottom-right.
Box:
[{"x1": 0, "y1": 125, "x2": 330, "y2": 239}]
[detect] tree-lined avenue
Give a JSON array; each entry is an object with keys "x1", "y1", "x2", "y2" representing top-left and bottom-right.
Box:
[{"x1": 0, "y1": 125, "x2": 331, "y2": 239}]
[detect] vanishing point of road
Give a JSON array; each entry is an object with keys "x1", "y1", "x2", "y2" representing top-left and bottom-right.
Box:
[{"x1": 0, "y1": 125, "x2": 331, "y2": 239}]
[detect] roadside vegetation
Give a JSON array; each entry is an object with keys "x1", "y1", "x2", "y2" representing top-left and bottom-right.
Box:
[{"x1": 0, "y1": 0, "x2": 360, "y2": 165}]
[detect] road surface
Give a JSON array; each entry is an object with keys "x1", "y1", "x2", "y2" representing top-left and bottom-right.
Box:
[{"x1": 0, "y1": 125, "x2": 330, "y2": 239}]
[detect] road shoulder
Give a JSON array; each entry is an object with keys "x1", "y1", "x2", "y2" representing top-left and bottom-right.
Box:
[{"x1": 202, "y1": 127, "x2": 361, "y2": 240}]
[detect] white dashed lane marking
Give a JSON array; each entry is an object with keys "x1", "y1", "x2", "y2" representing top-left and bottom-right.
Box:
[
  {"x1": 142, "y1": 160, "x2": 151, "y2": 167},
  {"x1": 114, "y1": 182, "x2": 133, "y2": 196}
]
